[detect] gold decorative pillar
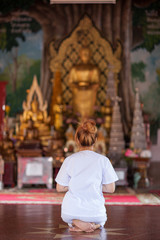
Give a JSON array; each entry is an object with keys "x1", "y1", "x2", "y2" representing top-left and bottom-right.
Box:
[{"x1": 49, "y1": 69, "x2": 63, "y2": 125}]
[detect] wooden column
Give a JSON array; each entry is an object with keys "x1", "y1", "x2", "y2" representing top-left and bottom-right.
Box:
[{"x1": 0, "y1": 81, "x2": 7, "y2": 140}]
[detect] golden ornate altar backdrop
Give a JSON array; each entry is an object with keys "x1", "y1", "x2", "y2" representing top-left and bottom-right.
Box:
[{"x1": 49, "y1": 16, "x2": 122, "y2": 108}]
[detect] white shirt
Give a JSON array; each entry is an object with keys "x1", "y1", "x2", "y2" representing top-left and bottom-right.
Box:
[{"x1": 55, "y1": 150, "x2": 118, "y2": 219}]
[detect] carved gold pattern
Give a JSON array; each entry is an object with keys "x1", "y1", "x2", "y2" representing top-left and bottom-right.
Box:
[{"x1": 23, "y1": 75, "x2": 48, "y2": 112}]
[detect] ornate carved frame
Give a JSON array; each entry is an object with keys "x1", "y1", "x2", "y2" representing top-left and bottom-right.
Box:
[
  {"x1": 49, "y1": 15, "x2": 122, "y2": 106},
  {"x1": 22, "y1": 75, "x2": 48, "y2": 112}
]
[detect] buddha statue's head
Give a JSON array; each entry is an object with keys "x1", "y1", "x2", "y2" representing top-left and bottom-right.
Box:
[
  {"x1": 79, "y1": 47, "x2": 91, "y2": 64},
  {"x1": 31, "y1": 96, "x2": 39, "y2": 113}
]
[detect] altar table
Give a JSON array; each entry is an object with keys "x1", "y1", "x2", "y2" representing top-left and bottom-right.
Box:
[{"x1": 17, "y1": 157, "x2": 53, "y2": 189}]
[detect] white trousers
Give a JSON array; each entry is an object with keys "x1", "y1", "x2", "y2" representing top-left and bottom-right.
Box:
[{"x1": 62, "y1": 213, "x2": 107, "y2": 228}]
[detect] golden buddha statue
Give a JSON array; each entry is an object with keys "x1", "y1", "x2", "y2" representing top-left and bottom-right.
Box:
[
  {"x1": 17, "y1": 76, "x2": 51, "y2": 149},
  {"x1": 22, "y1": 96, "x2": 50, "y2": 124},
  {"x1": 94, "y1": 125, "x2": 107, "y2": 155},
  {"x1": 24, "y1": 119, "x2": 39, "y2": 141},
  {"x1": 101, "y1": 98, "x2": 112, "y2": 134},
  {"x1": 64, "y1": 124, "x2": 77, "y2": 156},
  {"x1": 44, "y1": 131, "x2": 65, "y2": 167},
  {"x1": 69, "y1": 47, "x2": 100, "y2": 118},
  {"x1": 0, "y1": 131, "x2": 16, "y2": 162},
  {"x1": 53, "y1": 96, "x2": 63, "y2": 131},
  {"x1": 65, "y1": 124, "x2": 75, "y2": 141},
  {"x1": 16, "y1": 119, "x2": 42, "y2": 152}
]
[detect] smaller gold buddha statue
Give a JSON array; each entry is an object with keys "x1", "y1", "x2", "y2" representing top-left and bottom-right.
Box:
[
  {"x1": 94, "y1": 125, "x2": 107, "y2": 155},
  {"x1": 44, "y1": 134, "x2": 65, "y2": 167},
  {"x1": 24, "y1": 119, "x2": 39, "y2": 141},
  {"x1": 101, "y1": 98, "x2": 112, "y2": 134},
  {"x1": 64, "y1": 124, "x2": 77, "y2": 156},
  {"x1": 65, "y1": 124, "x2": 75, "y2": 141},
  {"x1": 69, "y1": 46, "x2": 100, "y2": 118},
  {"x1": 0, "y1": 130, "x2": 16, "y2": 162},
  {"x1": 53, "y1": 96, "x2": 63, "y2": 131},
  {"x1": 17, "y1": 119, "x2": 42, "y2": 151},
  {"x1": 17, "y1": 76, "x2": 51, "y2": 148},
  {"x1": 22, "y1": 95, "x2": 50, "y2": 124}
]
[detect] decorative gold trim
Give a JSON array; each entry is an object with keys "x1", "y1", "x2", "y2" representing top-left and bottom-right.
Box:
[{"x1": 22, "y1": 75, "x2": 48, "y2": 112}]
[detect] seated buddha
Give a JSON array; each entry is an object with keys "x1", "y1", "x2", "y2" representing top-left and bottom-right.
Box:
[
  {"x1": 22, "y1": 96, "x2": 50, "y2": 124},
  {"x1": 0, "y1": 130, "x2": 16, "y2": 162},
  {"x1": 17, "y1": 77, "x2": 51, "y2": 149},
  {"x1": 18, "y1": 119, "x2": 41, "y2": 150},
  {"x1": 101, "y1": 98, "x2": 112, "y2": 135},
  {"x1": 53, "y1": 95, "x2": 63, "y2": 131},
  {"x1": 69, "y1": 46, "x2": 100, "y2": 118},
  {"x1": 94, "y1": 125, "x2": 107, "y2": 155},
  {"x1": 64, "y1": 124, "x2": 77, "y2": 156},
  {"x1": 24, "y1": 119, "x2": 39, "y2": 141}
]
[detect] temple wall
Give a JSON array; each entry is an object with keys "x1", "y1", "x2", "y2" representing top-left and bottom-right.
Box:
[{"x1": 0, "y1": 1, "x2": 160, "y2": 141}]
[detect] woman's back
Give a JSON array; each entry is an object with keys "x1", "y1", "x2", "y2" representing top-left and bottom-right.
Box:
[
  {"x1": 55, "y1": 119, "x2": 118, "y2": 231},
  {"x1": 67, "y1": 150, "x2": 104, "y2": 199},
  {"x1": 56, "y1": 149, "x2": 117, "y2": 218}
]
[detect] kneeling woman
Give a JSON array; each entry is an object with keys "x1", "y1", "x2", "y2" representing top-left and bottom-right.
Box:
[{"x1": 55, "y1": 119, "x2": 118, "y2": 232}]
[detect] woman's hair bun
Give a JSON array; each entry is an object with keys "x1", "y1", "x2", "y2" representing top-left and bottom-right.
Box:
[
  {"x1": 81, "y1": 119, "x2": 97, "y2": 134},
  {"x1": 75, "y1": 119, "x2": 97, "y2": 147}
]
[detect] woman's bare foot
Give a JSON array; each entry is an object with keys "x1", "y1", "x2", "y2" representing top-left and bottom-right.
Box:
[
  {"x1": 72, "y1": 219, "x2": 95, "y2": 232},
  {"x1": 69, "y1": 226, "x2": 83, "y2": 232},
  {"x1": 92, "y1": 223, "x2": 101, "y2": 230}
]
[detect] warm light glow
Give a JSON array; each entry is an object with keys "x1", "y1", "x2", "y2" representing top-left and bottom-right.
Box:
[
  {"x1": 64, "y1": 147, "x2": 68, "y2": 152},
  {"x1": 2, "y1": 105, "x2": 5, "y2": 111},
  {"x1": 50, "y1": 0, "x2": 116, "y2": 3}
]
